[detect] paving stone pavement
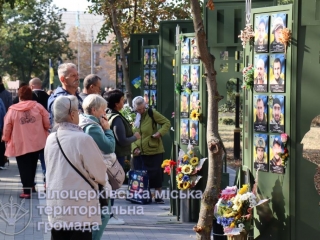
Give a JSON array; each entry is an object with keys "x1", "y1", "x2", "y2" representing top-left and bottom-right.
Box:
[{"x1": 0, "y1": 158, "x2": 200, "y2": 240}]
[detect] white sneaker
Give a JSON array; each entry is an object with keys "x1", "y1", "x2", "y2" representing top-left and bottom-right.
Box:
[{"x1": 108, "y1": 217, "x2": 125, "y2": 225}]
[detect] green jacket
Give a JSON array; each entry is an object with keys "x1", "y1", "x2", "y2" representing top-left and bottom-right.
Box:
[{"x1": 132, "y1": 109, "x2": 170, "y2": 156}]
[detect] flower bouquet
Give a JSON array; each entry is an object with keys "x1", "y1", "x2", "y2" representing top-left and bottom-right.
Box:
[
  {"x1": 214, "y1": 184, "x2": 269, "y2": 238},
  {"x1": 175, "y1": 142, "x2": 207, "y2": 190},
  {"x1": 241, "y1": 64, "x2": 255, "y2": 90},
  {"x1": 161, "y1": 159, "x2": 176, "y2": 175},
  {"x1": 278, "y1": 133, "x2": 289, "y2": 166},
  {"x1": 120, "y1": 104, "x2": 136, "y2": 126}
]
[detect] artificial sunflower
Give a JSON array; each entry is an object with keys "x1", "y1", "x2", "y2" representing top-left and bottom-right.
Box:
[
  {"x1": 177, "y1": 181, "x2": 184, "y2": 190},
  {"x1": 190, "y1": 109, "x2": 199, "y2": 121},
  {"x1": 176, "y1": 173, "x2": 184, "y2": 181},
  {"x1": 238, "y1": 184, "x2": 249, "y2": 195},
  {"x1": 183, "y1": 181, "x2": 191, "y2": 189},
  {"x1": 182, "y1": 154, "x2": 189, "y2": 162},
  {"x1": 161, "y1": 159, "x2": 171, "y2": 168},
  {"x1": 188, "y1": 150, "x2": 193, "y2": 155},
  {"x1": 181, "y1": 164, "x2": 193, "y2": 175},
  {"x1": 190, "y1": 157, "x2": 199, "y2": 166}
]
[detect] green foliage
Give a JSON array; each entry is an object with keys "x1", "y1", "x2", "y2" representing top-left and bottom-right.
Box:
[
  {"x1": 0, "y1": 0, "x2": 73, "y2": 83},
  {"x1": 87, "y1": 0, "x2": 197, "y2": 53}
]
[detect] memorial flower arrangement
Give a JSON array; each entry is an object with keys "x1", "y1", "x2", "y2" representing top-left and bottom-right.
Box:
[
  {"x1": 175, "y1": 142, "x2": 207, "y2": 190},
  {"x1": 241, "y1": 64, "x2": 255, "y2": 90},
  {"x1": 278, "y1": 133, "x2": 289, "y2": 166},
  {"x1": 278, "y1": 28, "x2": 291, "y2": 55},
  {"x1": 161, "y1": 159, "x2": 176, "y2": 175},
  {"x1": 238, "y1": 24, "x2": 255, "y2": 48},
  {"x1": 214, "y1": 184, "x2": 268, "y2": 236},
  {"x1": 120, "y1": 104, "x2": 136, "y2": 126},
  {"x1": 190, "y1": 109, "x2": 200, "y2": 121}
]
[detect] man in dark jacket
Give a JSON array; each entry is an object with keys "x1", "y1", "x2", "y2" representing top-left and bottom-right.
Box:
[
  {"x1": 47, "y1": 63, "x2": 83, "y2": 126},
  {"x1": 0, "y1": 76, "x2": 13, "y2": 111},
  {"x1": 29, "y1": 78, "x2": 49, "y2": 110},
  {"x1": 79, "y1": 74, "x2": 102, "y2": 100}
]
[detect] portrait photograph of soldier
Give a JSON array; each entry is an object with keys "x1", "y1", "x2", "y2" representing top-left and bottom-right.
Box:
[
  {"x1": 191, "y1": 65, "x2": 200, "y2": 91},
  {"x1": 269, "y1": 135, "x2": 285, "y2": 174},
  {"x1": 269, "y1": 95, "x2": 285, "y2": 133},
  {"x1": 253, "y1": 95, "x2": 268, "y2": 132},
  {"x1": 253, "y1": 134, "x2": 268, "y2": 172},
  {"x1": 149, "y1": 90, "x2": 157, "y2": 106},
  {"x1": 143, "y1": 49, "x2": 150, "y2": 68},
  {"x1": 180, "y1": 93, "x2": 189, "y2": 118},
  {"x1": 254, "y1": 15, "x2": 269, "y2": 53},
  {"x1": 181, "y1": 38, "x2": 190, "y2": 64},
  {"x1": 191, "y1": 38, "x2": 200, "y2": 64},
  {"x1": 190, "y1": 92, "x2": 199, "y2": 112},
  {"x1": 269, "y1": 54, "x2": 285, "y2": 92},
  {"x1": 190, "y1": 120, "x2": 199, "y2": 146},
  {"x1": 254, "y1": 54, "x2": 268, "y2": 92},
  {"x1": 150, "y1": 70, "x2": 157, "y2": 89},
  {"x1": 143, "y1": 90, "x2": 149, "y2": 105},
  {"x1": 181, "y1": 65, "x2": 190, "y2": 89},
  {"x1": 180, "y1": 119, "x2": 189, "y2": 145},
  {"x1": 143, "y1": 70, "x2": 150, "y2": 90},
  {"x1": 270, "y1": 13, "x2": 287, "y2": 53},
  {"x1": 150, "y1": 48, "x2": 157, "y2": 68}
]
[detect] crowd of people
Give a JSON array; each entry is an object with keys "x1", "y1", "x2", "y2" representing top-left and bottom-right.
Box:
[{"x1": 0, "y1": 62, "x2": 171, "y2": 239}]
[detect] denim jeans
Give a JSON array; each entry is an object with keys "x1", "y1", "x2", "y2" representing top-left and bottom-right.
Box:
[{"x1": 92, "y1": 212, "x2": 110, "y2": 240}]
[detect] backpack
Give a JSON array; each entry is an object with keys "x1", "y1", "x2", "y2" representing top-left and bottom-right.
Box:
[{"x1": 147, "y1": 108, "x2": 157, "y2": 129}]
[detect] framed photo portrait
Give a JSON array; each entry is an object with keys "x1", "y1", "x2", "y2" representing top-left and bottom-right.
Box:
[
  {"x1": 191, "y1": 38, "x2": 200, "y2": 64},
  {"x1": 150, "y1": 70, "x2": 157, "y2": 89},
  {"x1": 143, "y1": 49, "x2": 150, "y2": 68},
  {"x1": 253, "y1": 95, "x2": 268, "y2": 132},
  {"x1": 190, "y1": 65, "x2": 200, "y2": 91},
  {"x1": 269, "y1": 95, "x2": 285, "y2": 133},
  {"x1": 180, "y1": 119, "x2": 189, "y2": 145},
  {"x1": 143, "y1": 70, "x2": 150, "y2": 90},
  {"x1": 190, "y1": 92, "x2": 199, "y2": 112},
  {"x1": 254, "y1": 15, "x2": 270, "y2": 53},
  {"x1": 269, "y1": 54, "x2": 285, "y2": 92},
  {"x1": 150, "y1": 48, "x2": 157, "y2": 68},
  {"x1": 270, "y1": 13, "x2": 287, "y2": 53},
  {"x1": 181, "y1": 65, "x2": 190, "y2": 89},
  {"x1": 180, "y1": 93, "x2": 189, "y2": 118},
  {"x1": 150, "y1": 90, "x2": 157, "y2": 107},
  {"x1": 269, "y1": 135, "x2": 285, "y2": 174},
  {"x1": 143, "y1": 90, "x2": 149, "y2": 105},
  {"x1": 190, "y1": 120, "x2": 199, "y2": 146},
  {"x1": 254, "y1": 54, "x2": 268, "y2": 92},
  {"x1": 181, "y1": 38, "x2": 190, "y2": 64},
  {"x1": 253, "y1": 133, "x2": 268, "y2": 172}
]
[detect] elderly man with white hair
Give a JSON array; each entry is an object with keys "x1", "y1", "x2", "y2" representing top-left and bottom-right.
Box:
[
  {"x1": 45, "y1": 95, "x2": 107, "y2": 239},
  {"x1": 131, "y1": 96, "x2": 171, "y2": 204},
  {"x1": 47, "y1": 63, "x2": 83, "y2": 126}
]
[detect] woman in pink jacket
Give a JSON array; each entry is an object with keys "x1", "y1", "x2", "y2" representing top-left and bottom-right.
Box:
[{"x1": 2, "y1": 86, "x2": 50, "y2": 198}]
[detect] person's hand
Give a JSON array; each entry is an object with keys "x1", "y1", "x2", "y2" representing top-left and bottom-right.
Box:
[
  {"x1": 134, "y1": 132, "x2": 141, "y2": 140},
  {"x1": 100, "y1": 116, "x2": 110, "y2": 130},
  {"x1": 133, "y1": 148, "x2": 141, "y2": 155},
  {"x1": 152, "y1": 132, "x2": 161, "y2": 139}
]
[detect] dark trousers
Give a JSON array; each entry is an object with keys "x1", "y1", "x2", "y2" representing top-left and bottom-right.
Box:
[
  {"x1": 51, "y1": 228, "x2": 92, "y2": 240},
  {"x1": 0, "y1": 141, "x2": 6, "y2": 167},
  {"x1": 16, "y1": 151, "x2": 39, "y2": 194}
]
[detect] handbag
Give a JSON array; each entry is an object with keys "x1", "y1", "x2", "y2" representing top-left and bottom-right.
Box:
[
  {"x1": 102, "y1": 152, "x2": 125, "y2": 190},
  {"x1": 55, "y1": 132, "x2": 108, "y2": 207}
]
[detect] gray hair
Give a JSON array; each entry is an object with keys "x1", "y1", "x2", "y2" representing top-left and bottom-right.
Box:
[
  {"x1": 83, "y1": 74, "x2": 101, "y2": 89},
  {"x1": 82, "y1": 94, "x2": 107, "y2": 115},
  {"x1": 132, "y1": 96, "x2": 145, "y2": 111},
  {"x1": 58, "y1": 63, "x2": 77, "y2": 79},
  {"x1": 53, "y1": 95, "x2": 78, "y2": 123}
]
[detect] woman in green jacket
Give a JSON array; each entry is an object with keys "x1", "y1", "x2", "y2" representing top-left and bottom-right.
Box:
[{"x1": 132, "y1": 96, "x2": 171, "y2": 204}]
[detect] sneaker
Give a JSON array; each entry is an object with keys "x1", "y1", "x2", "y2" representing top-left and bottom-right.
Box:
[
  {"x1": 108, "y1": 217, "x2": 125, "y2": 225},
  {"x1": 19, "y1": 193, "x2": 31, "y2": 199},
  {"x1": 0, "y1": 166, "x2": 7, "y2": 170},
  {"x1": 155, "y1": 198, "x2": 165, "y2": 204}
]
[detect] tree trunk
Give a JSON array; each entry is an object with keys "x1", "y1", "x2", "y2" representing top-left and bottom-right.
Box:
[
  {"x1": 109, "y1": 0, "x2": 133, "y2": 106},
  {"x1": 190, "y1": 1, "x2": 224, "y2": 239}
]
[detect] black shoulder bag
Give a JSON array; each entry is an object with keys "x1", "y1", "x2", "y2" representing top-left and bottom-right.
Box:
[{"x1": 55, "y1": 132, "x2": 108, "y2": 207}]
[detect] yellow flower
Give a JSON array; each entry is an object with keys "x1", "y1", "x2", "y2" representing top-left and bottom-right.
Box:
[
  {"x1": 177, "y1": 181, "x2": 184, "y2": 190},
  {"x1": 230, "y1": 222, "x2": 235, "y2": 228},
  {"x1": 190, "y1": 157, "x2": 199, "y2": 166},
  {"x1": 190, "y1": 110, "x2": 199, "y2": 120},
  {"x1": 181, "y1": 164, "x2": 193, "y2": 174},
  {"x1": 161, "y1": 159, "x2": 171, "y2": 168},
  {"x1": 183, "y1": 181, "x2": 191, "y2": 189},
  {"x1": 183, "y1": 154, "x2": 189, "y2": 162},
  {"x1": 238, "y1": 184, "x2": 248, "y2": 194},
  {"x1": 188, "y1": 150, "x2": 193, "y2": 155},
  {"x1": 176, "y1": 173, "x2": 183, "y2": 181}
]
